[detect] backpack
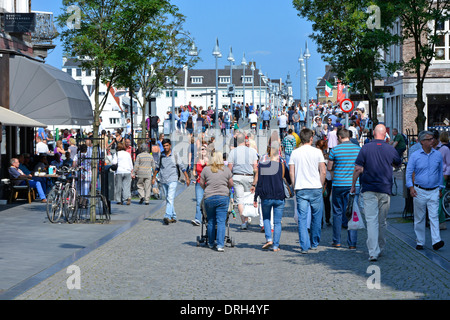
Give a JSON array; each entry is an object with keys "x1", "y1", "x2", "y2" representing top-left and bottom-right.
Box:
[{"x1": 401, "y1": 133, "x2": 408, "y2": 146}]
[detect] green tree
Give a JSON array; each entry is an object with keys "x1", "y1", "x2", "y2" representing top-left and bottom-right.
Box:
[
  {"x1": 57, "y1": 0, "x2": 173, "y2": 222},
  {"x1": 393, "y1": 0, "x2": 450, "y2": 131},
  {"x1": 114, "y1": 9, "x2": 200, "y2": 140},
  {"x1": 293, "y1": 0, "x2": 400, "y2": 125}
]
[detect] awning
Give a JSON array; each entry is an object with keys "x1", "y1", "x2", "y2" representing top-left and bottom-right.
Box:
[
  {"x1": 9, "y1": 55, "x2": 93, "y2": 126},
  {"x1": 0, "y1": 106, "x2": 47, "y2": 127}
]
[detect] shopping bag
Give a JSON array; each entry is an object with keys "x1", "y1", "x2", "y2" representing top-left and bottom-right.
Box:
[
  {"x1": 345, "y1": 193, "x2": 356, "y2": 219},
  {"x1": 348, "y1": 198, "x2": 365, "y2": 230},
  {"x1": 242, "y1": 192, "x2": 259, "y2": 217}
]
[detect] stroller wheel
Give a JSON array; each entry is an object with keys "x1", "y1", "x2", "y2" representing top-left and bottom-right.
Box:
[{"x1": 196, "y1": 236, "x2": 201, "y2": 247}]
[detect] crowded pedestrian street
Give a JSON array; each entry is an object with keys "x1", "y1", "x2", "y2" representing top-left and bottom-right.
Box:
[
  {"x1": 1, "y1": 112, "x2": 449, "y2": 304},
  {"x1": 2, "y1": 0, "x2": 450, "y2": 308}
]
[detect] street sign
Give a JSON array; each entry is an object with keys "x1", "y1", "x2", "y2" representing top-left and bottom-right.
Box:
[{"x1": 340, "y1": 98, "x2": 354, "y2": 113}]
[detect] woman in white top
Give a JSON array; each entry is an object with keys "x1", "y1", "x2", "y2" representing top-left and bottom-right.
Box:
[{"x1": 112, "y1": 142, "x2": 134, "y2": 205}]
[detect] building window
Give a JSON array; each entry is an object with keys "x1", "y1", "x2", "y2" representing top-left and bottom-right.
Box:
[
  {"x1": 86, "y1": 69, "x2": 91, "y2": 77},
  {"x1": 191, "y1": 76, "x2": 203, "y2": 84},
  {"x1": 66, "y1": 68, "x2": 72, "y2": 76},
  {"x1": 166, "y1": 91, "x2": 178, "y2": 97},
  {"x1": 241, "y1": 76, "x2": 253, "y2": 84},
  {"x1": 219, "y1": 76, "x2": 230, "y2": 84},
  {"x1": 434, "y1": 18, "x2": 450, "y2": 62},
  {"x1": 76, "y1": 68, "x2": 82, "y2": 77}
]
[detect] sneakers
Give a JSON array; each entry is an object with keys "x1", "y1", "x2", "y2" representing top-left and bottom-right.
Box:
[
  {"x1": 368, "y1": 256, "x2": 378, "y2": 262},
  {"x1": 217, "y1": 247, "x2": 224, "y2": 252},
  {"x1": 191, "y1": 220, "x2": 200, "y2": 226},
  {"x1": 241, "y1": 222, "x2": 248, "y2": 230}
]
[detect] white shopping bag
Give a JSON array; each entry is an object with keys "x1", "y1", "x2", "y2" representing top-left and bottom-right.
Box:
[
  {"x1": 348, "y1": 198, "x2": 365, "y2": 230},
  {"x1": 242, "y1": 192, "x2": 259, "y2": 217}
]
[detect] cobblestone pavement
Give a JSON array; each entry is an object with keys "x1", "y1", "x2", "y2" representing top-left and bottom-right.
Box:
[{"x1": 16, "y1": 184, "x2": 450, "y2": 300}]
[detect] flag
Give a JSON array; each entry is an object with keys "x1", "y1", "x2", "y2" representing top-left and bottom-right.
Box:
[
  {"x1": 325, "y1": 80, "x2": 333, "y2": 97},
  {"x1": 337, "y1": 82, "x2": 345, "y2": 103}
]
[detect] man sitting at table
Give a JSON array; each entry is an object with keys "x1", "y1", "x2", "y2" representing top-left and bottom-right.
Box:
[
  {"x1": 19, "y1": 153, "x2": 48, "y2": 194},
  {"x1": 9, "y1": 158, "x2": 47, "y2": 202}
]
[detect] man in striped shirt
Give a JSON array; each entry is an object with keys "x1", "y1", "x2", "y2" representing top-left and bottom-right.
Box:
[{"x1": 327, "y1": 128, "x2": 361, "y2": 249}]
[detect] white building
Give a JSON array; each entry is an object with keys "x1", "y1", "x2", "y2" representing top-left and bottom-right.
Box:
[{"x1": 152, "y1": 65, "x2": 293, "y2": 126}]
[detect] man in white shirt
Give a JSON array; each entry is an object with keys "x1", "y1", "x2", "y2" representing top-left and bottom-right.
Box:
[
  {"x1": 248, "y1": 110, "x2": 258, "y2": 131},
  {"x1": 228, "y1": 132, "x2": 259, "y2": 230},
  {"x1": 35, "y1": 136, "x2": 49, "y2": 155},
  {"x1": 289, "y1": 128, "x2": 326, "y2": 253},
  {"x1": 278, "y1": 112, "x2": 288, "y2": 139}
]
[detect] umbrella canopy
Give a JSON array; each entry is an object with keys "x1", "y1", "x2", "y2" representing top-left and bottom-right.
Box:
[
  {"x1": 9, "y1": 55, "x2": 93, "y2": 126},
  {"x1": 0, "y1": 106, "x2": 47, "y2": 127}
]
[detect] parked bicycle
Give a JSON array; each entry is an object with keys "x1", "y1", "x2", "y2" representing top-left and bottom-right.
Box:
[{"x1": 46, "y1": 167, "x2": 70, "y2": 223}]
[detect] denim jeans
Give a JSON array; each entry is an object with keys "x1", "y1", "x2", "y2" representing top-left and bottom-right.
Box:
[
  {"x1": 204, "y1": 195, "x2": 229, "y2": 249},
  {"x1": 195, "y1": 182, "x2": 204, "y2": 223},
  {"x1": 161, "y1": 181, "x2": 178, "y2": 220},
  {"x1": 261, "y1": 199, "x2": 285, "y2": 250},
  {"x1": 26, "y1": 180, "x2": 46, "y2": 200},
  {"x1": 294, "y1": 122, "x2": 300, "y2": 135},
  {"x1": 295, "y1": 188, "x2": 323, "y2": 251},
  {"x1": 331, "y1": 186, "x2": 359, "y2": 247}
]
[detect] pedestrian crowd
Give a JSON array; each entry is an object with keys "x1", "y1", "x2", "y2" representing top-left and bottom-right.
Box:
[{"x1": 9, "y1": 99, "x2": 448, "y2": 262}]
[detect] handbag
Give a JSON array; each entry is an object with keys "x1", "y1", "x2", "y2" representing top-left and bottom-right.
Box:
[
  {"x1": 345, "y1": 193, "x2": 355, "y2": 219},
  {"x1": 282, "y1": 163, "x2": 293, "y2": 198}
]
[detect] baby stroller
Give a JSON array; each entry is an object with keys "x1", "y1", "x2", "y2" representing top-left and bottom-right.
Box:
[{"x1": 196, "y1": 194, "x2": 236, "y2": 248}]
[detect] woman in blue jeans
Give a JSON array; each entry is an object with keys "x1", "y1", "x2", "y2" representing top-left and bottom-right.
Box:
[
  {"x1": 253, "y1": 142, "x2": 286, "y2": 251},
  {"x1": 192, "y1": 144, "x2": 208, "y2": 226},
  {"x1": 199, "y1": 152, "x2": 233, "y2": 252}
]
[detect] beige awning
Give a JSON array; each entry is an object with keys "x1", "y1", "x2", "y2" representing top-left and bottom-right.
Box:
[{"x1": 0, "y1": 106, "x2": 47, "y2": 128}]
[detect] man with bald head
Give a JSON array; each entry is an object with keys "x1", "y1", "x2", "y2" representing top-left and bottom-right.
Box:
[{"x1": 351, "y1": 124, "x2": 401, "y2": 261}]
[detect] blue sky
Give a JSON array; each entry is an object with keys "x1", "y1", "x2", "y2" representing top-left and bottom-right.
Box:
[{"x1": 31, "y1": 0, "x2": 326, "y2": 102}]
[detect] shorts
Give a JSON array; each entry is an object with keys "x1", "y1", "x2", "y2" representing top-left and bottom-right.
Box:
[{"x1": 233, "y1": 174, "x2": 254, "y2": 205}]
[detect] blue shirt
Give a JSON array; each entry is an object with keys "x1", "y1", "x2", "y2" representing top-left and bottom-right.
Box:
[
  {"x1": 406, "y1": 147, "x2": 444, "y2": 190},
  {"x1": 329, "y1": 141, "x2": 361, "y2": 187},
  {"x1": 180, "y1": 110, "x2": 190, "y2": 122},
  {"x1": 261, "y1": 110, "x2": 271, "y2": 121},
  {"x1": 355, "y1": 139, "x2": 401, "y2": 194}
]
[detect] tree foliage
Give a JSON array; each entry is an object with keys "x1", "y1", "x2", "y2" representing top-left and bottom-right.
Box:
[
  {"x1": 56, "y1": 0, "x2": 175, "y2": 221},
  {"x1": 292, "y1": 0, "x2": 400, "y2": 124}
]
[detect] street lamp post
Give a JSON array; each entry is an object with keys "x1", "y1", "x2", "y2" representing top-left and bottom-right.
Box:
[
  {"x1": 258, "y1": 67, "x2": 263, "y2": 111},
  {"x1": 241, "y1": 52, "x2": 247, "y2": 121},
  {"x1": 304, "y1": 41, "x2": 311, "y2": 129},
  {"x1": 212, "y1": 38, "x2": 222, "y2": 130},
  {"x1": 250, "y1": 61, "x2": 255, "y2": 112},
  {"x1": 227, "y1": 46, "x2": 235, "y2": 116}
]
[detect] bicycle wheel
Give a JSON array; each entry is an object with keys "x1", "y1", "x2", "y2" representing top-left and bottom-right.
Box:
[
  {"x1": 64, "y1": 187, "x2": 78, "y2": 223},
  {"x1": 46, "y1": 188, "x2": 62, "y2": 223},
  {"x1": 442, "y1": 190, "x2": 450, "y2": 219},
  {"x1": 97, "y1": 193, "x2": 110, "y2": 222}
]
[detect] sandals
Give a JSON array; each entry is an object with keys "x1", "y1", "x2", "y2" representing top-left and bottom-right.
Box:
[{"x1": 262, "y1": 241, "x2": 273, "y2": 249}]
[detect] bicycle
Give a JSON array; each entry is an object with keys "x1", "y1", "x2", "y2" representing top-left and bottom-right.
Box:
[
  {"x1": 63, "y1": 167, "x2": 79, "y2": 224},
  {"x1": 441, "y1": 189, "x2": 450, "y2": 221},
  {"x1": 46, "y1": 167, "x2": 69, "y2": 223}
]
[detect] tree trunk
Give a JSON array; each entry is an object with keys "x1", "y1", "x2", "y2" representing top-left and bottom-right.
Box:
[{"x1": 415, "y1": 78, "x2": 426, "y2": 132}]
